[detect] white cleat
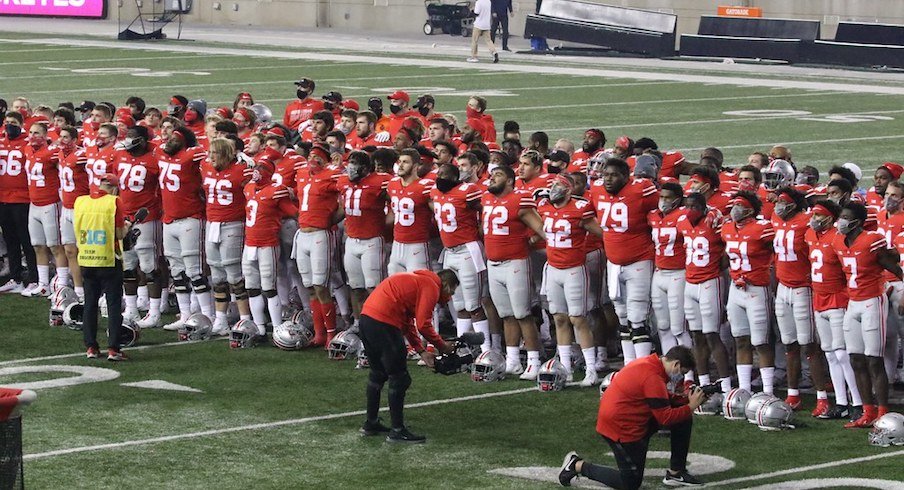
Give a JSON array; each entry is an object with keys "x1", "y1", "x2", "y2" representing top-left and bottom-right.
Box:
[
  {"x1": 211, "y1": 317, "x2": 230, "y2": 336},
  {"x1": 0, "y1": 279, "x2": 23, "y2": 294},
  {"x1": 136, "y1": 296, "x2": 150, "y2": 312},
  {"x1": 580, "y1": 370, "x2": 599, "y2": 387},
  {"x1": 19, "y1": 283, "x2": 40, "y2": 297},
  {"x1": 506, "y1": 363, "x2": 524, "y2": 376},
  {"x1": 123, "y1": 310, "x2": 142, "y2": 324},
  {"x1": 466, "y1": 57, "x2": 479, "y2": 63},
  {"x1": 595, "y1": 359, "x2": 611, "y2": 373},
  {"x1": 566, "y1": 371, "x2": 574, "y2": 383},
  {"x1": 137, "y1": 313, "x2": 161, "y2": 329},
  {"x1": 163, "y1": 318, "x2": 185, "y2": 331},
  {"x1": 519, "y1": 363, "x2": 540, "y2": 381}
]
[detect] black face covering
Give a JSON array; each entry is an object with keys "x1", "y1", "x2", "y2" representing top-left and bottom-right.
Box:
[
  {"x1": 296, "y1": 89, "x2": 309, "y2": 100},
  {"x1": 5, "y1": 125, "x2": 21, "y2": 139},
  {"x1": 435, "y1": 177, "x2": 458, "y2": 193},
  {"x1": 324, "y1": 102, "x2": 336, "y2": 112},
  {"x1": 389, "y1": 105, "x2": 403, "y2": 115},
  {"x1": 547, "y1": 164, "x2": 563, "y2": 174},
  {"x1": 418, "y1": 106, "x2": 430, "y2": 117},
  {"x1": 460, "y1": 131, "x2": 476, "y2": 144}
]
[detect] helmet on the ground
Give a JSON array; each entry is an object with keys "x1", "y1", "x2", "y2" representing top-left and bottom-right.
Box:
[
  {"x1": 115, "y1": 318, "x2": 141, "y2": 348},
  {"x1": 869, "y1": 412, "x2": 904, "y2": 447},
  {"x1": 745, "y1": 392, "x2": 780, "y2": 424},
  {"x1": 537, "y1": 358, "x2": 569, "y2": 392},
  {"x1": 179, "y1": 313, "x2": 213, "y2": 341},
  {"x1": 356, "y1": 348, "x2": 370, "y2": 369},
  {"x1": 763, "y1": 159, "x2": 795, "y2": 191},
  {"x1": 229, "y1": 319, "x2": 258, "y2": 349},
  {"x1": 49, "y1": 287, "x2": 78, "y2": 327},
  {"x1": 598, "y1": 371, "x2": 618, "y2": 396},
  {"x1": 328, "y1": 331, "x2": 362, "y2": 360},
  {"x1": 723, "y1": 388, "x2": 752, "y2": 420},
  {"x1": 272, "y1": 320, "x2": 314, "y2": 350},
  {"x1": 755, "y1": 398, "x2": 795, "y2": 431},
  {"x1": 63, "y1": 302, "x2": 85, "y2": 329},
  {"x1": 470, "y1": 350, "x2": 506, "y2": 382},
  {"x1": 695, "y1": 392, "x2": 723, "y2": 416}
]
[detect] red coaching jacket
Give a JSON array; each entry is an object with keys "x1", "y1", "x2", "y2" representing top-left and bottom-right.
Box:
[
  {"x1": 361, "y1": 270, "x2": 447, "y2": 352},
  {"x1": 596, "y1": 355, "x2": 692, "y2": 443}
]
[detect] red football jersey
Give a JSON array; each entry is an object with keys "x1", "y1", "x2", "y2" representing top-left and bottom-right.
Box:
[
  {"x1": 866, "y1": 187, "x2": 883, "y2": 209},
  {"x1": 387, "y1": 177, "x2": 434, "y2": 244},
  {"x1": 720, "y1": 170, "x2": 739, "y2": 194},
  {"x1": 157, "y1": 146, "x2": 207, "y2": 223},
  {"x1": 590, "y1": 178, "x2": 659, "y2": 265},
  {"x1": 833, "y1": 230, "x2": 890, "y2": 301},
  {"x1": 24, "y1": 145, "x2": 61, "y2": 206},
  {"x1": 625, "y1": 151, "x2": 685, "y2": 180},
  {"x1": 295, "y1": 165, "x2": 340, "y2": 230},
  {"x1": 721, "y1": 219, "x2": 774, "y2": 287},
  {"x1": 429, "y1": 182, "x2": 482, "y2": 248},
  {"x1": 263, "y1": 150, "x2": 304, "y2": 189},
  {"x1": 515, "y1": 174, "x2": 554, "y2": 196},
  {"x1": 771, "y1": 211, "x2": 812, "y2": 288},
  {"x1": 876, "y1": 209, "x2": 904, "y2": 283},
  {"x1": 283, "y1": 99, "x2": 325, "y2": 130},
  {"x1": 676, "y1": 207, "x2": 724, "y2": 283},
  {"x1": 202, "y1": 160, "x2": 250, "y2": 223},
  {"x1": 804, "y1": 227, "x2": 849, "y2": 311},
  {"x1": 244, "y1": 183, "x2": 298, "y2": 247},
  {"x1": 84, "y1": 144, "x2": 117, "y2": 196},
  {"x1": 757, "y1": 186, "x2": 775, "y2": 220},
  {"x1": 648, "y1": 207, "x2": 687, "y2": 270},
  {"x1": 0, "y1": 135, "x2": 30, "y2": 204},
  {"x1": 338, "y1": 172, "x2": 391, "y2": 239},
  {"x1": 569, "y1": 149, "x2": 604, "y2": 174},
  {"x1": 538, "y1": 197, "x2": 596, "y2": 269},
  {"x1": 112, "y1": 150, "x2": 162, "y2": 221},
  {"x1": 707, "y1": 191, "x2": 733, "y2": 216},
  {"x1": 482, "y1": 189, "x2": 536, "y2": 261},
  {"x1": 58, "y1": 147, "x2": 90, "y2": 209}
]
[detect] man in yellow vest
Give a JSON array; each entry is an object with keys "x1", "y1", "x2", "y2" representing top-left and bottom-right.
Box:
[{"x1": 73, "y1": 173, "x2": 131, "y2": 361}]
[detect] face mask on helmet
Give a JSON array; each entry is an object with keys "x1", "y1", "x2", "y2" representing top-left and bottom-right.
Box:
[{"x1": 5, "y1": 125, "x2": 21, "y2": 139}]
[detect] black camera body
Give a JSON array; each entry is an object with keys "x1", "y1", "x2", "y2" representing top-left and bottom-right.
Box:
[
  {"x1": 434, "y1": 349, "x2": 475, "y2": 375},
  {"x1": 698, "y1": 383, "x2": 722, "y2": 396}
]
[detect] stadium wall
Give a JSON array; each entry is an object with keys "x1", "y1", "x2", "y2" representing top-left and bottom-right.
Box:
[{"x1": 114, "y1": 0, "x2": 904, "y2": 42}]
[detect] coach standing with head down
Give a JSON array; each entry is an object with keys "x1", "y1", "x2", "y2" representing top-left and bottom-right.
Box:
[
  {"x1": 559, "y1": 346, "x2": 706, "y2": 488},
  {"x1": 74, "y1": 173, "x2": 130, "y2": 361},
  {"x1": 358, "y1": 269, "x2": 459, "y2": 443}
]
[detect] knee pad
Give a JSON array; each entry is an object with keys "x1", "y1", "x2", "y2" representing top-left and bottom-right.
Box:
[
  {"x1": 144, "y1": 269, "x2": 160, "y2": 285},
  {"x1": 247, "y1": 288, "x2": 262, "y2": 298},
  {"x1": 123, "y1": 268, "x2": 139, "y2": 284},
  {"x1": 631, "y1": 323, "x2": 651, "y2": 343},
  {"x1": 173, "y1": 272, "x2": 190, "y2": 293},
  {"x1": 368, "y1": 370, "x2": 388, "y2": 386},
  {"x1": 618, "y1": 323, "x2": 631, "y2": 341},
  {"x1": 388, "y1": 372, "x2": 412, "y2": 393},
  {"x1": 190, "y1": 275, "x2": 210, "y2": 294},
  {"x1": 231, "y1": 282, "x2": 248, "y2": 300},
  {"x1": 213, "y1": 282, "x2": 230, "y2": 301},
  {"x1": 262, "y1": 289, "x2": 278, "y2": 299}
]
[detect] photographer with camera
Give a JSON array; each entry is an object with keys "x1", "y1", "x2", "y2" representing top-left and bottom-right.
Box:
[
  {"x1": 358, "y1": 269, "x2": 459, "y2": 443},
  {"x1": 559, "y1": 346, "x2": 707, "y2": 488}
]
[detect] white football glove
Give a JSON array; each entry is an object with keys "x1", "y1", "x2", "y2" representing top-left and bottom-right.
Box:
[
  {"x1": 374, "y1": 131, "x2": 391, "y2": 143},
  {"x1": 297, "y1": 119, "x2": 313, "y2": 132}
]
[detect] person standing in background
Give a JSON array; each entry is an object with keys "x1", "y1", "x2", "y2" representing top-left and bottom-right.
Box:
[
  {"x1": 490, "y1": 0, "x2": 513, "y2": 51},
  {"x1": 468, "y1": 0, "x2": 499, "y2": 64}
]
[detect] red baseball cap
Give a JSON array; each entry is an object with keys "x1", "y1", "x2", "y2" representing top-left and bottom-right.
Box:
[
  {"x1": 387, "y1": 90, "x2": 410, "y2": 103},
  {"x1": 880, "y1": 162, "x2": 904, "y2": 180}
]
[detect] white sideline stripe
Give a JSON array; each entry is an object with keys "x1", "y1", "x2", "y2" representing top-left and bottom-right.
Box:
[
  {"x1": 0, "y1": 54, "x2": 228, "y2": 66},
  {"x1": 0, "y1": 338, "x2": 215, "y2": 367},
  {"x1": 0, "y1": 61, "x2": 368, "y2": 80},
  {"x1": 9, "y1": 37, "x2": 904, "y2": 95},
  {"x1": 23, "y1": 386, "x2": 536, "y2": 460},
  {"x1": 681, "y1": 134, "x2": 904, "y2": 152},
  {"x1": 703, "y1": 449, "x2": 904, "y2": 487}
]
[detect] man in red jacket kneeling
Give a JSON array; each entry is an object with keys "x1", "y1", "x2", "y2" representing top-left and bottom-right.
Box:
[{"x1": 358, "y1": 269, "x2": 459, "y2": 444}]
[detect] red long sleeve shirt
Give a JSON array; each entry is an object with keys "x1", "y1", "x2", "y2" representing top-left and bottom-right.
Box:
[
  {"x1": 360, "y1": 270, "x2": 446, "y2": 352},
  {"x1": 596, "y1": 354, "x2": 692, "y2": 443}
]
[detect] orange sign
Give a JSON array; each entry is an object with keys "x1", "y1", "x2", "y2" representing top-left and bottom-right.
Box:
[{"x1": 718, "y1": 5, "x2": 763, "y2": 17}]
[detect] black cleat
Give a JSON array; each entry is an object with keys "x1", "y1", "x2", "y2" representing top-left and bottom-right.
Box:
[
  {"x1": 493, "y1": 52, "x2": 499, "y2": 64},
  {"x1": 849, "y1": 405, "x2": 864, "y2": 423},
  {"x1": 819, "y1": 404, "x2": 849, "y2": 420},
  {"x1": 360, "y1": 418, "x2": 391, "y2": 436},
  {"x1": 663, "y1": 469, "x2": 704, "y2": 487},
  {"x1": 386, "y1": 426, "x2": 426, "y2": 443},
  {"x1": 558, "y1": 451, "x2": 580, "y2": 486}
]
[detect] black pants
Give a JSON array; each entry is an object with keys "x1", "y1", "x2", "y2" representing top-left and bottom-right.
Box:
[
  {"x1": 358, "y1": 315, "x2": 411, "y2": 429},
  {"x1": 82, "y1": 263, "x2": 124, "y2": 351},
  {"x1": 580, "y1": 417, "x2": 693, "y2": 490},
  {"x1": 491, "y1": 12, "x2": 510, "y2": 49},
  {"x1": 0, "y1": 202, "x2": 36, "y2": 284}
]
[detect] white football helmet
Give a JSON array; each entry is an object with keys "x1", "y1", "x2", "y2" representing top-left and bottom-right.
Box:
[
  {"x1": 537, "y1": 358, "x2": 569, "y2": 392},
  {"x1": 869, "y1": 412, "x2": 904, "y2": 447},
  {"x1": 755, "y1": 398, "x2": 795, "y2": 431},
  {"x1": 290, "y1": 309, "x2": 314, "y2": 330},
  {"x1": 745, "y1": 392, "x2": 780, "y2": 424},
  {"x1": 328, "y1": 331, "x2": 362, "y2": 360},
  {"x1": 112, "y1": 318, "x2": 141, "y2": 348},
  {"x1": 763, "y1": 159, "x2": 795, "y2": 191},
  {"x1": 63, "y1": 302, "x2": 85, "y2": 329},
  {"x1": 179, "y1": 313, "x2": 213, "y2": 342},
  {"x1": 272, "y1": 320, "x2": 314, "y2": 350},
  {"x1": 723, "y1": 388, "x2": 752, "y2": 420},
  {"x1": 249, "y1": 103, "x2": 273, "y2": 124},
  {"x1": 471, "y1": 350, "x2": 506, "y2": 382},
  {"x1": 598, "y1": 371, "x2": 618, "y2": 397},
  {"x1": 229, "y1": 319, "x2": 259, "y2": 349},
  {"x1": 695, "y1": 392, "x2": 723, "y2": 416},
  {"x1": 586, "y1": 150, "x2": 614, "y2": 180},
  {"x1": 49, "y1": 287, "x2": 78, "y2": 327},
  {"x1": 356, "y1": 348, "x2": 370, "y2": 370}
]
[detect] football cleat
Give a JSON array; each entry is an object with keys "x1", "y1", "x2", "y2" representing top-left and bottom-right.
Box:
[
  {"x1": 579, "y1": 369, "x2": 598, "y2": 388},
  {"x1": 163, "y1": 318, "x2": 185, "y2": 331},
  {"x1": 86, "y1": 346, "x2": 99, "y2": 359},
  {"x1": 0, "y1": 279, "x2": 24, "y2": 294},
  {"x1": 819, "y1": 404, "x2": 849, "y2": 420},
  {"x1": 137, "y1": 312, "x2": 161, "y2": 329},
  {"x1": 811, "y1": 399, "x2": 831, "y2": 418},
  {"x1": 360, "y1": 418, "x2": 391, "y2": 436},
  {"x1": 107, "y1": 349, "x2": 127, "y2": 361},
  {"x1": 519, "y1": 362, "x2": 541, "y2": 381},
  {"x1": 845, "y1": 406, "x2": 877, "y2": 429},
  {"x1": 386, "y1": 426, "x2": 426, "y2": 444},
  {"x1": 22, "y1": 283, "x2": 50, "y2": 298},
  {"x1": 785, "y1": 395, "x2": 802, "y2": 411},
  {"x1": 558, "y1": 451, "x2": 581, "y2": 487},
  {"x1": 505, "y1": 363, "x2": 524, "y2": 376},
  {"x1": 123, "y1": 310, "x2": 142, "y2": 325},
  {"x1": 211, "y1": 316, "x2": 231, "y2": 336}
]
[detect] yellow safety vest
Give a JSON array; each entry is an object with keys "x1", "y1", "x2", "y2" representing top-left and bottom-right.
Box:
[{"x1": 73, "y1": 194, "x2": 119, "y2": 268}]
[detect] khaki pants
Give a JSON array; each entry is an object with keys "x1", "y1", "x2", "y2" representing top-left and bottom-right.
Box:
[{"x1": 471, "y1": 28, "x2": 497, "y2": 57}]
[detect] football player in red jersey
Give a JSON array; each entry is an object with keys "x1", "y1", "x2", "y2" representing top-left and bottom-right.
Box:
[
  {"x1": 0, "y1": 113, "x2": 38, "y2": 293},
  {"x1": 866, "y1": 163, "x2": 902, "y2": 211},
  {"x1": 457, "y1": 151, "x2": 490, "y2": 191},
  {"x1": 294, "y1": 144, "x2": 342, "y2": 346},
  {"x1": 688, "y1": 167, "x2": 732, "y2": 215},
  {"x1": 386, "y1": 148, "x2": 435, "y2": 274},
  {"x1": 113, "y1": 126, "x2": 164, "y2": 325},
  {"x1": 630, "y1": 137, "x2": 693, "y2": 180},
  {"x1": 538, "y1": 174, "x2": 605, "y2": 386},
  {"x1": 85, "y1": 123, "x2": 119, "y2": 196},
  {"x1": 202, "y1": 138, "x2": 252, "y2": 335},
  {"x1": 648, "y1": 183, "x2": 693, "y2": 372},
  {"x1": 22, "y1": 123, "x2": 63, "y2": 297},
  {"x1": 589, "y1": 159, "x2": 659, "y2": 364},
  {"x1": 482, "y1": 165, "x2": 547, "y2": 379},
  {"x1": 336, "y1": 151, "x2": 391, "y2": 320},
  {"x1": 569, "y1": 129, "x2": 606, "y2": 174},
  {"x1": 516, "y1": 150, "x2": 554, "y2": 196},
  {"x1": 385, "y1": 91, "x2": 419, "y2": 138},
  {"x1": 352, "y1": 111, "x2": 383, "y2": 150},
  {"x1": 465, "y1": 96, "x2": 496, "y2": 144},
  {"x1": 834, "y1": 202, "x2": 902, "y2": 428},
  {"x1": 806, "y1": 200, "x2": 864, "y2": 420},
  {"x1": 283, "y1": 78, "x2": 324, "y2": 131},
  {"x1": 151, "y1": 126, "x2": 212, "y2": 329},
  {"x1": 56, "y1": 126, "x2": 90, "y2": 301},
  {"x1": 429, "y1": 163, "x2": 492, "y2": 350},
  {"x1": 826, "y1": 177, "x2": 878, "y2": 230},
  {"x1": 722, "y1": 191, "x2": 776, "y2": 395},
  {"x1": 771, "y1": 187, "x2": 829, "y2": 412},
  {"x1": 677, "y1": 192, "x2": 733, "y2": 395},
  {"x1": 880, "y1": 181, "x2": 904, "y2": 386},
  {"x1": 243, "y1": 160, "x2": 299, "y2": 339}
]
